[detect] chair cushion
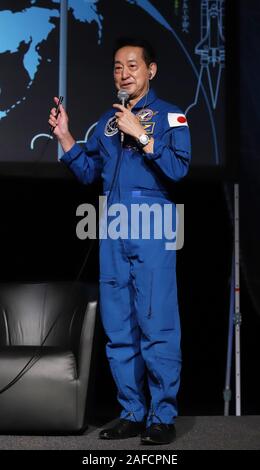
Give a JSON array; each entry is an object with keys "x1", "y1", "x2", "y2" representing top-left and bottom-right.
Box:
[
  {"x1": 0, "y1": 347, "x2": 78, "y2": 432},
  {"x1": 0, "y1": 346, "x2": 77, "y2": 382}
]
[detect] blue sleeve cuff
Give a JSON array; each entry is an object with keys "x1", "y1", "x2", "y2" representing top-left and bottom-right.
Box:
[
  {"x1": 143, "y1": 138, "x2": 164, "y2": 161},
  {"x1": 59, "y1": 143, "x2": 83, "y2": 163}
]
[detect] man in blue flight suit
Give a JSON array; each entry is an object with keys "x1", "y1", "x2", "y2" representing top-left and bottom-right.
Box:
[{"x1": 49, "y1": 37, "x2": 191, "y2": 445}]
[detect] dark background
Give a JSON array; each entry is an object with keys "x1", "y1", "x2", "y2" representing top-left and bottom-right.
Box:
[{"x1": 0, "y1": 0, "x2": 259, "y2": 419}]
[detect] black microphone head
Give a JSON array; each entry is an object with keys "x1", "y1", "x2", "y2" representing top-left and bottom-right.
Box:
[{"x1": 117, "y1": 89, "x2": 129, "y2": 104}]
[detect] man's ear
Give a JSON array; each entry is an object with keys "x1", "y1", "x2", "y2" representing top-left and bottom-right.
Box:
[{"x1": 148, "y1": 62, "x2": 157, "y2": 80}]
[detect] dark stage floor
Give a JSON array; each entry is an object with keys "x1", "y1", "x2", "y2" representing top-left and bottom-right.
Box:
[{"x1": 0, "y1": 416, "x2": 259, "y2": 450}]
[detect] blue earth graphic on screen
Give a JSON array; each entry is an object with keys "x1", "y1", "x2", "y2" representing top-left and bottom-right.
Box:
[{"x1": 0, "y1": 0, "x2": 174, "y2": 121}]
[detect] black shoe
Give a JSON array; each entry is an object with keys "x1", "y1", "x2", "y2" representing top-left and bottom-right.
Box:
[
  {"x1": 99, "y1": 419, "x2": 145, "y2": 440},
  {"x1": 140, "y1": 423, "x2": 176, "y2": 445}
]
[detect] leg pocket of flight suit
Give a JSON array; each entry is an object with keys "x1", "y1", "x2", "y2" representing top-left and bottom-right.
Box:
[
  {"x1": 149, "y1": 267, "x2": 178, "y2": 331},
  {"x1": 99, "y1": 277, "x2": 124, "y2": 333}
]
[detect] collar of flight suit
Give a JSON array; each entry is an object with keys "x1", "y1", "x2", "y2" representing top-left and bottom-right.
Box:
[{"x1": 130, "y1": 88, "x2": 157, "y2": 111}]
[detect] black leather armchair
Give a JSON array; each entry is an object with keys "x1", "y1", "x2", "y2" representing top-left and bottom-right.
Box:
[{"x1": 0, "y1": 282, "x2": 98, "y2": 433}]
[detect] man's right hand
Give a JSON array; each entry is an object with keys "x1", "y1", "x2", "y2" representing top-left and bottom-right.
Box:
[{"x1": 48, "y1": 96, "x2": 76, "y2": 153}]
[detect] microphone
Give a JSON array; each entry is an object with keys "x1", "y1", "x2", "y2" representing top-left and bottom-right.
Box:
[
  {"x1": 117, "y1": 89, "x2": 129, "y2": 144},
  {"x1": 49, "y1": 95, "x2": 64, "y2": 134}
]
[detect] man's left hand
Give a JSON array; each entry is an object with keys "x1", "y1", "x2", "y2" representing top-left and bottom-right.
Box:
[{"x1": 113, "y1": 104, "x2": 144, "y2": 140}]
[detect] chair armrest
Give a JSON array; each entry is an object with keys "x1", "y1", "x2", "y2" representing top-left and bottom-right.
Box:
[{"x1": 77, "y1": 301, "x2": 97, "y2": 381}]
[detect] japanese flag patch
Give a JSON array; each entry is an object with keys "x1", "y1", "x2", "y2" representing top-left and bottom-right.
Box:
[{"x1": 168, "y1": 113, "x2": 188, "y2": 127}]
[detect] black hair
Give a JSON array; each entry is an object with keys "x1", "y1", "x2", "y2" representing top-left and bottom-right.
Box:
[{"x1": 113, "y1": 37, "x2": 156, "y2": 67}]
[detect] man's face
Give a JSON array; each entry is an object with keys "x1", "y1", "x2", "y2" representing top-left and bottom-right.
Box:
[{"x1": 113, "y1": 46, "x2": 154, "y2": 100}]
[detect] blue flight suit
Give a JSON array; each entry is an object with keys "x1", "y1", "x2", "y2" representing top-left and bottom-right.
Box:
[{"x1": 61, "y1": 89, "x2": 191, "y2": 425}]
